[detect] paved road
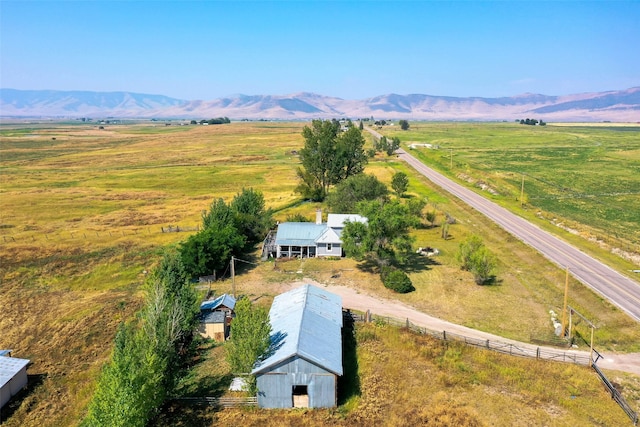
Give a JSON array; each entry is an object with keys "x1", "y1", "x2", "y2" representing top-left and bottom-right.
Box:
[{"x1": 366, "y1": 128, "x2": 640, "y2": 322}]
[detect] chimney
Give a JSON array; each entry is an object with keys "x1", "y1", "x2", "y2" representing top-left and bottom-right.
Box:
[{"x1": 316, "y1": 209, "x2": 323, "y2": 225}]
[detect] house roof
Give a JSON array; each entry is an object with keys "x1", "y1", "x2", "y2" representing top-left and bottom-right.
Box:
[
  {"x1": 327, "y1": 214, "x2": 367, "y2": 229},
  {"x1": 200, "y1": 294, "x2": 236, "y2": 311},
  {"x1": 274, "y1": 222, "x2": 326, "y2": 246},
  {"x1": 0, "y1": 356, "x2": 29, "y2": 389},
  {"x1": 315, "y1": 227, "x2": 341, "y2": 244},
  {"x1": 252, "y1": 284, "x2": 343, "y2": 376}
]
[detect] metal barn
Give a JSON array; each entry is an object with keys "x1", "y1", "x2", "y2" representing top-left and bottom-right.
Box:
[
  {"x1": 252, "y1": 284, "x2": 343, "y2": 408},
  {"x1": 0, "y1": 353, "x2": 30, "y2": 409}
]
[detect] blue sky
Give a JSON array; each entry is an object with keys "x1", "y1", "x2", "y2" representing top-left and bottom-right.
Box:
[{"x1": 1, "y1": 1, "x2": 638, "y2": 100}]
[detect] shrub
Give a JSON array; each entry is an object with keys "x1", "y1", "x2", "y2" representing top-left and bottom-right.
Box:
[{"x1": 381, "y1": 267, "x2": 415, "y2": 293}]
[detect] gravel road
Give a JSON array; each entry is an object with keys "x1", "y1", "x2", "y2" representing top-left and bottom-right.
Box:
[{"x1": 290, "y1": 279, "x2": 640, "y2": 376}]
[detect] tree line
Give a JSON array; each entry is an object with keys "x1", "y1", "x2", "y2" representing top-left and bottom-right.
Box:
[
  {"x1": 517, "y1": 118, "x2": 546, "y2": 126},
  {"x1": 82, "y1": 251, "x2": 199, "y2": 426}
]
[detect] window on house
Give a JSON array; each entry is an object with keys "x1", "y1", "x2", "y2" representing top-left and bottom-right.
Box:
[{"x1": 327, "y1": 243, "x2": 332, "y2": 251}]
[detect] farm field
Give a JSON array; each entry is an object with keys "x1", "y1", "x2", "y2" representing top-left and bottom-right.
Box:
[
  {"x1": 381, "y1": 122, "x2": 640, "y2": 272},
  {"x1": 1, "y1": 121, "x2": 639, "y2": 426}
]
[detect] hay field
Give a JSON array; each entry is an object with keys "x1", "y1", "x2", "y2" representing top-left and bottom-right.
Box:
[
  {"x1": 384, "y1": 122, "x2": 640, "y2": 269},
  {"x1": 1, "y1": 121, "x2": 638, "y2": 426}
]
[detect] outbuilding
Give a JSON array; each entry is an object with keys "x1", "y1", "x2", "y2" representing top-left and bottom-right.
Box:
[
  {"x1": 198, "y1": 294, "x2": 236, "y2": 342},
  {"x1": 0, "y1": 352, "x2": 30, "y2": 409},
  {"x1": 252, "y1": 284, "x2": 343, "y2": 408}
]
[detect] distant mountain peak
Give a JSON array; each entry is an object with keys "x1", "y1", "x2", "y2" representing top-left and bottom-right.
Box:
[{"x1": 1, "y1": 87, "x2": 638, "y2": 122}]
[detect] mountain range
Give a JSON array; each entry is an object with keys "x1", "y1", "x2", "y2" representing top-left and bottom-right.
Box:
[{"x1": 1, "y1": 87, "x2": 639, "y2": 121}]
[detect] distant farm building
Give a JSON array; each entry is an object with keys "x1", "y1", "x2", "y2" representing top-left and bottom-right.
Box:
[
  {"x1": 252, "y1": 284, "x2": 343, "y2": 409},
  {"x1": 265, "y1": 210, "x2": 367, "y2": 259},
  {"x1": 199, "y1": 294, "x2": 236, "y2": 342},
  {"x1": 0, "y1": 351, "x2": 30, "y2": 409}
]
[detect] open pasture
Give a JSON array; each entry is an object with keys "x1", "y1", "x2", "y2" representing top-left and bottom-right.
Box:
[
  {"x1": 1, "y1": 121, "x2": 639, "y2": 426},
  {"x1": 384, "y1": 122, "x2": 640, "y2": 265}
]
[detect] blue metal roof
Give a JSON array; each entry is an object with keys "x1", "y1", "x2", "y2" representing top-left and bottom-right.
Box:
[
  {"x1": 274, "y1": 222, "x2": 326, "y2": 246},
  {"x1": 200, "y1": 294, "x2": 236, "y2": 311},
  {"x1": 252, "y1": 284, "x2": 343, "y2": 376}
]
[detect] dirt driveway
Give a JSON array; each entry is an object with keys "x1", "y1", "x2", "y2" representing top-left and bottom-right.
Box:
[{"x1": 289, "y1": 278, "x2": 640, "y2": 376}]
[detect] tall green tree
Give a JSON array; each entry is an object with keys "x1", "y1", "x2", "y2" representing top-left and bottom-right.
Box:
[
  {"x1": 299, "y1": 119, "x2": 340, "y2": 199},
  {"x1": 181, "y1": 189, "x2": 273, "y2": 278},
  {"x1": 391, "y1": 171, "x2": 409, "y2": 197},
  {"x1": 326, "y1": 173, "x2": 388, "y2": 213},
  {"x1": 226, "y1": 297, "x2": 271, "y2": 378},
  {"x1": 342, "y1": 199, "x2": 418, "y2": 265},
  {"x1": 83, "y1": 252, "x2": 199, "y2": 426},
  {"x1": 230, "y1": 187, "x2": 274, "y2": 248},
  {"x1": 399, "y1": 119, "x2": 410, "y2": 130},
  {"x1": 386, "y1": 137, "x2": 401, "y2": 156},
  {"x1": 180, "y1": 224, "x2": 245, "y2": 278},
  {"x1": 298, "y1": 119, "x2": 367, "y2": 200}
]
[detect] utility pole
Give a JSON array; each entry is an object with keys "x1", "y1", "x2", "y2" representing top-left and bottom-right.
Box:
[
  {"x1": 520, "y1": 174, "x2": 525, "y2": 207},
  {"x1": 561, "y1": 267, "x2": 569, "y2": 337},
  {"x1": 231, "y1": 256, "x2": 236, "y2": 298}
]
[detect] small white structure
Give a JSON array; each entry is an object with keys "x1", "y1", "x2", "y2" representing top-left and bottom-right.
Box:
[{"x1": 0, "y1": 352, "x2": 30, "y2": 408}]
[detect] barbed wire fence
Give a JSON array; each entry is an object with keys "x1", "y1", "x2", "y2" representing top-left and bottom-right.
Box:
[{"x1": 0, "y1": 224, "x2": 201, "y2": 245}]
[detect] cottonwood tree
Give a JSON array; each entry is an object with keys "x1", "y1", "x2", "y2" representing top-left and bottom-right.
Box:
[
  {"x1": 326, "y1": 173, "x2": 388, "y2": 213},
  {"x1": 226, "y1": 297, "x2": 271, "y2": 391},
  {"x1": 342, "y1": 198, "x2": 419, "y2": 265},
  {"x1": 297, "y1": 119, "x2": 367, "y2": 200},
  {"x1": 83, "y1": 252, "x2": 199, "y2": 426},
  {"x1": 399, "y1": 119, "x2": 410, "y2": 130},
  {"x1": 180, "y1": 188, "x2": 273, "y2": 278}
]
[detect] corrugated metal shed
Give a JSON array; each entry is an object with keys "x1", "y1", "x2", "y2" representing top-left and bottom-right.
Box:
[
  {"x1": 274, "y1": 223, "x2": 326, "y2": 246},
  {"x1": 0, "y1": 355, "x2": 29, "y2": 408},
  {"x1": 200, "y1": 294, "x2": 236, "y2": 311},
  {"x1": 252, "y1": 284, "x2": 343, "y2": 376}
]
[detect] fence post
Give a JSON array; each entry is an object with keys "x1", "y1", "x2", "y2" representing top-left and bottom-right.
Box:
[
  {"x1": 406, "y1": 318, "x2": 409, "y2": 328},
  {"x1": 443, "y1": 331, "x2": 447, "y2": 341},
  {"x1": 536, "y1": 347, "x2": 540, "y2": 359},
  {"x1": 486, "y1": 339, "x2": 490, "y2": 348}
]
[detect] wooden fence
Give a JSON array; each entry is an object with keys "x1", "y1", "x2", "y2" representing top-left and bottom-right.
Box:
[
  {"x1": 593, "y1": 364, "x2": 639, "y2": 425},
  {"x1": 173, "y1": 396, "x2": 257, "y2": 408}
]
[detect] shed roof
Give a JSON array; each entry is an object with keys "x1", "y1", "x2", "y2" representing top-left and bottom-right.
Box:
[
  {"x1": 327, "y1": 214, "x2": 367, "y2": 229},
  {"x1": 201, "y1": 310, "x2": 226, "y2": 324},
  {"x1": 274, "y1": 222, "x2": 326, "y2": 246},
  {"x1": 200, "y1": 294, "x2": 236, "y2": 311},
  {"x1": 252, "y1": 284, "x2": 343, "y2": 376},
  {"x1": 0, "y1": 356, "x2": 29, "y2": 389}
]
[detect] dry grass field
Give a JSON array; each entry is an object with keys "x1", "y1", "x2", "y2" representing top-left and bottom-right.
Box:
[
  {"x1": 157, "y1": 323, "x2": 633, "y2": 427},
  {"x1": 1, "y1": 121, "x2": 638, "y2": 426}
]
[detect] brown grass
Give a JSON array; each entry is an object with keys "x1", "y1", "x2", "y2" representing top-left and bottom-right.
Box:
[{"x1": 158, "y1": 323, "x2": 630, "y2": 426}]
